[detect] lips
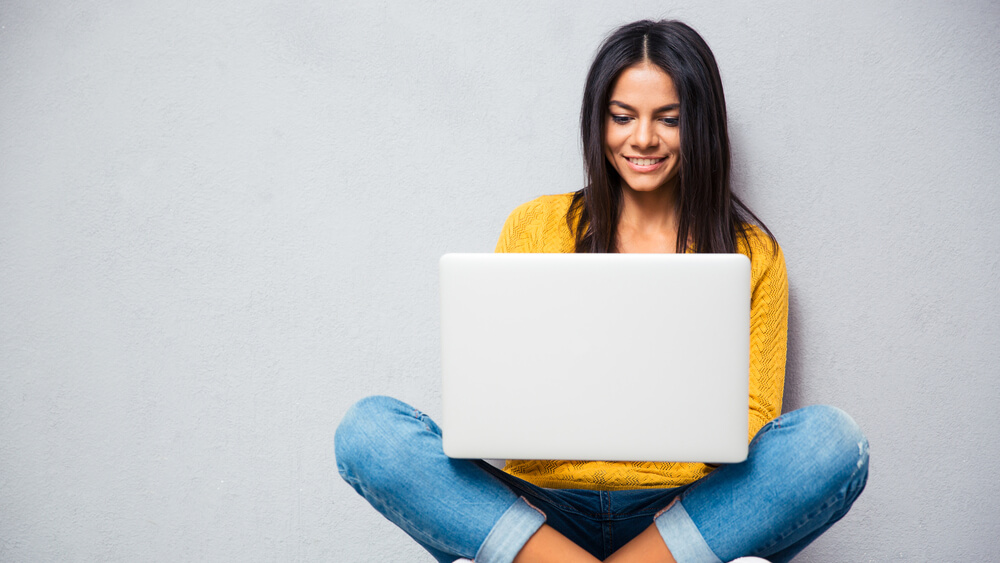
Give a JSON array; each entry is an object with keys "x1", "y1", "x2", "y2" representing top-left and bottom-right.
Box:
[
  {"x1": 625, "y1": 156, "x2": 666, "y2": 166},
  {"x1": 622, "y1": 155, "x2": 669, "y2": 174}
]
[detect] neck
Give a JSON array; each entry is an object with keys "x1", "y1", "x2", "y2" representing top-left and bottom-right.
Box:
[
  {"x1": 618, "y1": 183, "x2": 679, "y2": 234},
  {"x1": 616, "y1": 183, "x2": 682, "y2": 253}
]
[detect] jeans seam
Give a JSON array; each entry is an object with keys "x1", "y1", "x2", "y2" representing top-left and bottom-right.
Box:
[
  {"x1": 413, "y1": 408, "x2": 436, "y2": 433},
  {"x1": 605, "y1": 492, "x2": 614, "y2": 559},
  {"x1": 338, "y1": 466, "x2": 358, "y2": 487}
]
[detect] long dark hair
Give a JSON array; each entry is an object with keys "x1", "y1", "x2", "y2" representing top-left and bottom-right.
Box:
[{"x1": 570, "y1": 19, "x2": 775, "y2": 254}]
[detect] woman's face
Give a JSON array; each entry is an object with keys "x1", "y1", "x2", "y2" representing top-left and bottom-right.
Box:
[{"x1": 603, "y1": 62, "x2": 681, "y2": 194}]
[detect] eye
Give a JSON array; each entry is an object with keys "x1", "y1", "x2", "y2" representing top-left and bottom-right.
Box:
[
  {"x1": 660, "y1": 117, "x2": 679, "y2": 127},
  {"x1": 610, "y1": 115, "x2": 632, "y2": 125}
]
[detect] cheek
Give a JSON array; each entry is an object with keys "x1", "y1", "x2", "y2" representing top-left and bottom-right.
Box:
[
  {"x1": 604, "y1": 129, "x2": 626, "y2": 157},
  {"x1": 670, "y1": 130, "x2": 681, "y2": 152},
  {"x1": 602, "y1": 135, "x2": 616, "y2": 163}
]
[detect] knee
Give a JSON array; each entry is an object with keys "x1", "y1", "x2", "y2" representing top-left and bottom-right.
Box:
[
  {"x1": 334, "y1": 395, "x2": 412, "y2": 481},
  {"x1": 781, "y1": 405, "x2": 869, "y2": 483}
]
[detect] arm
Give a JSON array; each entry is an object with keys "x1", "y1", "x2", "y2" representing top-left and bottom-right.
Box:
[{"x1": 747, "y1": 240, "x2": 789, "y2": 438}]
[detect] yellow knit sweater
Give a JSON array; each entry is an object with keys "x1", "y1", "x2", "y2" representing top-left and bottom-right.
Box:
[{"x1": 494, "y1": 193, "x2": 788, "y2": 491}]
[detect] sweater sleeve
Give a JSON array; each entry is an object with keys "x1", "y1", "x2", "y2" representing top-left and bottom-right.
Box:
[{"x1": 746, "y1": 239, "x2": 789, "y2": 439}]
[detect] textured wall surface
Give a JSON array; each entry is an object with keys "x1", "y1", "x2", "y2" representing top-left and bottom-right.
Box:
[{"x1": 2, "y1": 1, "x2": 998, "y2": 561}]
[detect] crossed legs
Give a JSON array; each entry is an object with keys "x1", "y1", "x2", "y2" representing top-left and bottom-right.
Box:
[{"x1": 334, "y1": 396, "x2": 868, "y2": 563}]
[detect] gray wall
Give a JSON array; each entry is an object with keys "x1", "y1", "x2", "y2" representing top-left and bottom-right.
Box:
[{"x1": 2, "y1": 1, "x2": 997, "y2": 561}]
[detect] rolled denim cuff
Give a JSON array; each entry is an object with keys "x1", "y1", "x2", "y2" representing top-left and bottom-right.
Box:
[
  {"x1": 475, "y1": 496, "x2": 546, "y2": 563},
  {"x1": 653, "y1": 499, "x2": 722, "y2": 563}
]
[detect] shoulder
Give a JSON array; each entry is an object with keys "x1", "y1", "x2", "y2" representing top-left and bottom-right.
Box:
[
  {"x1": 736, "y1": 224, "x2": 781, "y2": 260},
  {"x1": 496, "y1": 193, "x2": 577, "y2": 253},
  {"x1": 505, "y1": 193, "x2": 575, "y2": 224},
  {"x1": 736, "y1": 224, "x2": 787, "y2": 290}
]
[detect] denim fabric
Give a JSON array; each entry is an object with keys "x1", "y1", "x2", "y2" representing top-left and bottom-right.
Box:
[
  {"x1": 659, "y1": 405, "x2": 870, "y2": 562},
  {"x1": 656, "y1": 500, "x2": 722, "y2": 563},
  {"x1": 335, "y1": 397, "x2": 868, "y2": 563}
]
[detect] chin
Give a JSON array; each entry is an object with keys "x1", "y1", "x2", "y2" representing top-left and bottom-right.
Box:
[{"x1": 624, "y1": 181, "x2": 667, "y2": 193}]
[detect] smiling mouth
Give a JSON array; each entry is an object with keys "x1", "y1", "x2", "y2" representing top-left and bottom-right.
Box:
[{"x1": 625, "y1": 156, "x2": 666, "y2": 166}]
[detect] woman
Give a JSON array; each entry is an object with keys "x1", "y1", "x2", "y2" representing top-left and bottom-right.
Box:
[{"x1": 335, "y1": 20, "x2": 868, "y2": 563}]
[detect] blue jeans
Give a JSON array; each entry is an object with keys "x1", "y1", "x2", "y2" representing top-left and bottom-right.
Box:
[{"x1": 335, "y1": 396, "x2": 868, "y2": 563}]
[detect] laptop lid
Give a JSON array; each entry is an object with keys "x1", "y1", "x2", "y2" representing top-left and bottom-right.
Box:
[{"x1": 439, "y1": 253, "x2": 751, "y2": 463}]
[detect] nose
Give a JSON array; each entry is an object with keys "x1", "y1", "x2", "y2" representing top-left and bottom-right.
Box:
[{"x1": 632, "y1": 118, "x2": 658, "y2": 149}]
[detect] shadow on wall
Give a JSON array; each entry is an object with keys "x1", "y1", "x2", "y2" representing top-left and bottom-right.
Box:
[{"x1": 783, "y1": 287, "x2": 804, "y2": 413}]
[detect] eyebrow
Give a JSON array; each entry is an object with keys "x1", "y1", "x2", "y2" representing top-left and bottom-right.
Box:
[{"x1": 608, "y1": 100, "x2": 679, "y2": 113}]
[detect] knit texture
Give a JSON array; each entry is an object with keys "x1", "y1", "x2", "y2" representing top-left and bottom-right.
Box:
[{"x1": 495, "y1": 193, "x2": 788, "y2": 490}]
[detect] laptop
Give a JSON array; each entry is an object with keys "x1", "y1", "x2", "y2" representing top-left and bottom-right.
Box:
[{"x1": 439, "y1": 253, "x2": 751, "y2": 463}]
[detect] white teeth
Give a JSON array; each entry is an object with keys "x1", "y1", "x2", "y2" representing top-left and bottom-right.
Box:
[{"x1": 628, "y1": 157, "x2": 663, "y2": 166}]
